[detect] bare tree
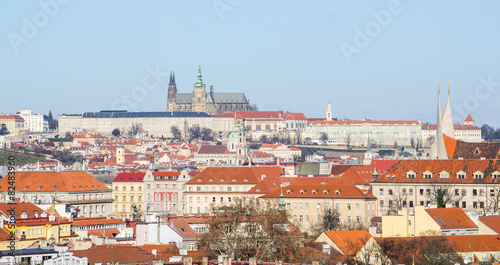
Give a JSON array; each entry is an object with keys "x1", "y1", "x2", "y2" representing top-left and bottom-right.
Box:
[
  {"x1": 486, "y1": 186, "x2": 500, "y2": 214},
  {"x1": 170, "y1": 125, "x2": 182, "y2": 139},
  {"x1": 198, "y1": 199, "x2": 302, "y2": 262},
  {"x1": 127, "y1": 122, "x2": 144, "y2": 138},
  {"x1": 429, "y1": 184, "x2": 464, "y2": 208},
  {"x1": 387, "y1": 187, "x2": 408, "y2": 215},
  {"x1": 320, "y1": 132, "x2": 329, "y2": 145}
]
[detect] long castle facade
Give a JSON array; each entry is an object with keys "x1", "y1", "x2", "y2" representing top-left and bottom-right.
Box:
[{"x1": 166, "y1": 64, "x2": 255, "y2": 114}]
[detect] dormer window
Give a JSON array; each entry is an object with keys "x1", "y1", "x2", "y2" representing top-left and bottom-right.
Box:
[
  {"x1": 474, "y1": 171, "x2": 484, "y2": 179},
  {"x1": 439, "y1": 171, "x2": 450, "y2": 179},
  {"x1": 197, "y1": 179, "x2": 202, "y2": 182},
  {"x1": 286, "y1": 190, "x2": 292, "y2": 195},
  {"x1": 38, "y1": 186, "x2": 43, "y2": 190},
  {"x1": 24, "y1": 186, "x2": 29, "y2": 190},
  {"x1": 492, "y1": 171, "x2": 500, "y2": 179},
  {"x1": 474, "y1": 148, "x2": 481, "y2": 155},
  {"x1": 244, "y1": 179, "x2": 248, "y2": 182},
  {"x1": 220, "y1": 179, "x2": 225, "y2": 182},
  {"x1": 51, "y1": 186, "x2": 57, "y2": 190},
  {"x1": 323, "y1": 190, "x2": 329, "y2": 195},
  {"x1": 334, "y1": 190, "x2": 340, "y2": 195},
  {"x1": 209, "y1": 179, "x2": 214, "y2": 182},
  {"x1": 406, "y1": 171, "x2": 416, "y2": 179},
  {"x1": 232, "y1": 179, "x2": 237, "y2": 182},
  {"x1": 312, "y1": 190, "x2": 317, "y2": 195},
  {"x1": 423, "y1": 171, "x2": 433, "y2": 179},
  {"x1": 456, "y1": 171, "x2": 467, "y2": 179}
]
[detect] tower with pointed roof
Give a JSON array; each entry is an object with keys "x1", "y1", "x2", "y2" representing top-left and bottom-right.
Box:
[
  {"x1": 364, "y1": 135, "x2": 373, "y2": 165},
  {"x1": 441, "y1": 84, "x2": 455, "y2": 138},
  {"x1": 277, "y1": 184, "x2": 286, "y2": 213},
  {"x1": 166, "y1": 72, "x2": 177, "y2": 112},
  {"x1": 464, "y1": 114, "x2": 475, "y2": 126},
  {"x1": 116, "y1": 136, "x2": 125, "y2": 165},
  {"x1": 326, "y1": 102, "x2": 333, "y2": 121},
  {"x1": 431, "y1": 84, "x2": 449, "y2": 159},
  {"x1": 192, "y1": 63, "x2": 207, "y2": 113}
]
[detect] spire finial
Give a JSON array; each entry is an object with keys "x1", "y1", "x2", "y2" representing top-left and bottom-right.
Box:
[
  {"x1": 438, "y1": 82, "x2": 440, "y2": 94},
  {"x1": 448, "y1": 83, "x2": 450, "y2": 94}
]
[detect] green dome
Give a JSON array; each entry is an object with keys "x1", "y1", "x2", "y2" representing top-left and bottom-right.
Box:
[{"x1": 227, "y1": 132, "x2": 238, "y2": 139}]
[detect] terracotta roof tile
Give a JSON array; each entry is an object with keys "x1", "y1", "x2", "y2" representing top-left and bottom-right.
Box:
[
  {"x1": 478, "y1": 216, "x2": 500, "y2": 234},
  {"x1": 88, "y1": 228, "x2": 120, "y2": 238},
  {"x1": 322, "y1": 230, "x2": 372, "y2": 256},
  {"x1": 261, "y1": 184, "x2": 375, "y2": 199},
  {"x1": 0, "y1": 171, "x2": 111, "y2": 192},
  {"x1": 186, "y1": 166, "x2": 283, "y2": 185},
  {"x1": 444, "y1": 134, "x2": 500, "y2": 160},
  {"x1": 425, "y1": 208, "x2": 478, "y2": 230},
  {"x1": 197, "y1": 145, "x2": 230, "y2": 154},
  {"x1": 113, "y1": 172, "x2": 146, "y2": 182},
  {"x1": 72, "y1": 245, "x2": 151, "y2": 265}
]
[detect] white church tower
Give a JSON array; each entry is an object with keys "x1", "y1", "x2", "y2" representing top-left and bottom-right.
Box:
[{"x1": 326, "y1": 102, "x2": 333, "y2": 121}]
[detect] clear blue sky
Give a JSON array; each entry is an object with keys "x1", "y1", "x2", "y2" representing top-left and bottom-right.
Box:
[{"x1": 2, "y1": 1, "x2": 500, "y2": 127}]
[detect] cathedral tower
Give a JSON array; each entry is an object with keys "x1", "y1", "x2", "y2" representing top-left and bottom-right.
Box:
[
  {"x1": 441, "y1": 84, "x2": 455, "y2": 138},
  {"x1": 166, "y1": 72, "x2": 177, "y2": 112},
  {"x1": 191, "y1": 63, "x2": 207, "y2": 112}
]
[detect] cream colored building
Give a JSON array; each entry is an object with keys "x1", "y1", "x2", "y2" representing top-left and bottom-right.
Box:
[
  {"x1": 0, "y1": 115, "x2": 24, "y2": 133},
  {"x1": 143, "y1": 169, "x2": 192, "y2": 215},
  {"x1": 19, "y1": 109, "x2": 49, "y2": 132},
  {"x1": 371, "y1": 160, "x2": 500, "y2": 217},
  {"x1": 112, "y1": 172, "x2": 145, "y2": 219},
  {"x1": 382, "y1": 206, "x2": 478, "y2": 237},
  {"x1": 306, "y1": 119, "x2": 422, "y2": 147},
  {"x1": 184, "y1": 166, "x2": 283, "y2": 214},
  {"x1": 59, "y1": 110, "x2": 234, "y2": 138},
  {"x1": 259, "y1": 184, "x2": 377, "y2": 235}
]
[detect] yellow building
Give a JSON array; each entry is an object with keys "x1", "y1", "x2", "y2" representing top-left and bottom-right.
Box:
[
  {"x1": 382, "y1": 205, "x2": 478, "y2": 237},
  {"x1": 260, "y1": 184, "x2": 377, "y2": 235},
  {"x1": 0, "y1": 115, "x2": 24, "y2": 133},
  {"x1": 0, "y1": 202, "x2": 74, "y2": 251},
  {"x1": 112, "y1": 172, "x2": 145, "y2": 219}
]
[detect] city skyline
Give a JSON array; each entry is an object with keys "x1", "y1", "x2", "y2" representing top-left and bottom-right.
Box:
[{"x1": 2, "y1": 1, "x2": 500, "y2": 127}]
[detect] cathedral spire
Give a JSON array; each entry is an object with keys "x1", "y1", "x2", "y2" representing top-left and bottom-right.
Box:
[
  {"x1": 210, "y1": 74, "x2": 214, "y2": 94},
  {"x1": 442, "y1": 83, "x2": 455, "y2": 138},
  {"x1": 194, "y1": 62, "x2": 206, "y2": 87},
  {"x1": 434, "y1": 84, "x2": 448, "y2": 159}
]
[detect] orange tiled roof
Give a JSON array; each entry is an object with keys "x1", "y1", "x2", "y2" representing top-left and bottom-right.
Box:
[
  {"x1": 113, "y1": 172, "x2": 146, "y2": 182},
  {"x1": 0, "y1": 115, "x2": 24, "y2": 120},
  {"x1": 465, "y1": 114, "x2": 474, "y2": 122},
  {"x1": 322, "y1": 230, "x2": 372, "y2": 256},
  {"x1": 478, "y1": 216, "x2": 500, "y2": 234},
  {"x1": 312, "y1": 120, "x2": 421, "y2": 126},
  {"x1": 373, "y1": 159, "x2": 500, "y2": 184},
  {"x1": 283, "y1": 113, "x2": 307, "y2": 120},
  {"x1": 72, "y1": 245, "x2": 151, "y2": 265},
  {"x1": 0, "y1": 202, "x2": 46, "y2": 219},
  {"x1": 260, "y1": 184, "x2": 375, "y2": 199},
  {"x1": 444, "y1": 134, "x2": 500, "y2": 160},
  {"x1": 425, "y1": 208, "x2": 478, "y2": 230},
  {"x1": 186, "y1": 166, "x2": 283, "y2": 185},
  {"x1": 247, "y1": 177, "x2": 338, "y2": 194},
  {"x1": 0, "y1": 171, "x2": 111, "y2": 192},
  {"x1": 197, "y1": 145, "x2": 230, "y2": 154},
  {"x1": 72, "y1": 217, "x2": 125, "y2": 227},
  {"x1": 88, "y1": 228, "x2": 120, "y2": 238},
  {"x1": 235, "y1": 111, "x2": 284, "y2": 120}
]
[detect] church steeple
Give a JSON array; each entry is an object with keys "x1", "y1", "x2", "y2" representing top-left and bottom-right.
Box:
[
  {"x1": 432, "y1": 83, "x2": 448, "y2": 159},
  {"x1": 210, "y1": 74, "x2": 214, "y2": 94},
  {"x1": 326, "y1": 102, "x2": 333, "y2": 121},
  {"x1": 441, "y1": 83, "x2": 455, "y2": 138},
  {"x1": 277, "y1": 184, "x2": 286, "y2": 213},
  {"x1": 167, "y1": 71, "x2": 177, "y2": 112},
  {"x1": 193, "y1": 63, "x2": 206, "y2": 87}
]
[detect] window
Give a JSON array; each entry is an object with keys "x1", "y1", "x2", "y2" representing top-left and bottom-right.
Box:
[
  {"x1": 335, "y1": 203, "x2": 339, "y2": 211},
  {"x1": 473, "y1": 189, "x2": 477, "y2": 196},
  {"x1": 347, "y1": 216, "x2": 351, "y2": 223},
  {"x1": 205, "y1": 197, "x2": 208, "y2": 203},
  {"x1": 380, "y1": 200, "x2": 384, "y2": 208},
  {"x1": 455, "y1": 189, "x2": 459, "y2": 196},
  {"x1": 299, "y1": 203, "x2": 303, "y2": 210},
  {"x1": 426, "y1": 189, "x2": 431, "y2": 195},
  {"x1": 480, "y1": 202, "x2": 484, "y2": 208},
  {"x1": 389, "y1": 201, "x2": 393, "y2": 207},
  {"x1": 480, "y1": 189, "x2": 484, "y2": 196},
  {"x1": 355, "y1": 204, "x2": 359, "y2": 211},
  {"x1": 293, "y1": 203, "x2": 297, "y2": 210},
  {"x1": 299, "y1": 215, "x2": 303, "y2": 222},
  {"x1": 388, "y1": 189, "x2": 393, "y2": 195},
  {"x1": 457, "y1": 172, "x2": 466, "y2": 179},
  {"x1": 402, "y1": 188, "x2": 406, "y2": 195},
  {"x1": 305, "y1": 203, "x2": 309, "y2": 210},
  {"x1": 305, "y1": 215, "x2": 309, "y2": 222},
  {"x1": 409, "y1": 188, "x2": 413, "y2": 195},
  {"x1": 347, "y1": 204, "x2": 351, "y2": 211},
  {"x1": 356, "y1": 216, "x2": 360, "y2": 222},
  {"x1": 293, "y1": 215, "x2": 297, "y2": 223},
  {"x1": 409, "y1": 201, "x2": 414, "y2": 207},
  {"x1": 462, "y1": 189, "x2": 467, "y2": 196},
  {"x1": 325, "y1": 203, "x2": 330, "y2": 210},
  {"x1": 317, "y1": 203, "x2": 321, "y2": 211},
  {"x1": 317, "y1": 215, "x2": 321, "y2": 223},
  {"x1": 473, "y1": 202, "x2": 478, "y2": 209},
  {"x1": 374, "y1": 254, "x2": 379, "y2": 262},
  {"x1": 189, "y1": 197, "x2": 192, "y2": 203},
  {"x1": 419, "y1": 189, "x2": 424, "y2": 195},
  {"x1": 406, "y1": 171, "x2": 416, "y2": 179},
  {"x1": 462, "y1": 201, "x2": 466, "y2": 208},
  {"x1": 379, "y1": 188, "x2": 384, "y2": 195}
]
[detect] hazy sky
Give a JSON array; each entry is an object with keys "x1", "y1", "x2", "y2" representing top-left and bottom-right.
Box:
[{"x1": 2, "y1": 1, "x2": 500, "y2": 127}]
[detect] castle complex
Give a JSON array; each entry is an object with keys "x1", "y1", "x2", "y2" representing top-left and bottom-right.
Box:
[{"x1": 166, "y1": 64, "x2": 255, "y2": 114}]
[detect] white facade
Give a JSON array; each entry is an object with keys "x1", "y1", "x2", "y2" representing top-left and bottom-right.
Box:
[
  {"x1": 136, "y1": 222, "x2": 183, "y2": 247},
  {"x1": 19, "y1": 109, "x2": 49, "y2": 132},
  {"x1": 306, "y1": 120, "x2": 422, "y2": 147},
  {"x1": 59, "y1": 111, "x2": 234, "y2": 138}
]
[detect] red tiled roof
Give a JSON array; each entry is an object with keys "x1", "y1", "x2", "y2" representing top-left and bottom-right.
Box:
[
  {"x1": 235, "y1": 111, "x2": 284, "y2": 120},
  {"x1": 186, "y1": 166, "x2": 283, "y2": 185},
  {"x1": 321, "y1": 230, "x2": 372, "y2": 256},
  {"x1": 197, "y1": 145, "x2": 230, "y2": 155},
  {"x1": 88, "y1": 228, "x2": 120, "y2": 238},
  {"x1": 422, "y1": 124, "x2": 480, "y2": 130},
  {"x1": 0, "y1": 171, "x2": 110, "y2": 192},
  {"x1": 334, "y1": 166, "x2": 374, "y2": 185},
  {"x1": 72, "y1": 245, "x2": 151, "y2": 265},
  {"x1": 0, "y1": 202, "x2": 46, "y2": 219},
  {"x1": 478, "y1": 216, "x2": 500, "y2": 234},
  {"x1": 113, "y1": 172, "x2": 146, "y2": 182},
  {"x1": 283, "y1": 113, "x2": 307, "y2": 120},
  {"x1": 260, "y1": 184, "x2": 375, "y2": 199},
  {"x1": 425, "y1": 208, "x2": 478, "y2": 230},
  {"x1": 312, "y1": 120, "x2": 421, "y2": 126},
  {"x1": 371, "y1": 160, "x2": 398, "y2": 174},
  {"x1": 72, "y1": 217, "x2": 125, "y2": 227},
  {"x1": 249, "y1": 151, "x2": 275, "y2": 157},
  {"x1": 465, "y1": 114, "x2": 474, "y2": 122},
  {"x1": 247, "y1": 177, "x2": 338, "y2": 194},
  {"x1": 444, "y1": 134, "x2": 500, "y2": 160},
  {"x1": 0, "y1": 115, "x2": 24, "y2": 120},
  {"x1": 373, "y1": 159, "x2": 500, "y2": 184},
  {"x1": 378, "y1": 235, "x2": 500, "y2": 252}
]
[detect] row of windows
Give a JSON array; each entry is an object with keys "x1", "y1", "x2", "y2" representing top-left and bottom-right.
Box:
[
  {"x1": 188, "y1": 186, "x2": 248, "y2": 192},
  {"x1": 380, "y1": 200, "x2": 488, "y2": 209},
  {"x1": 115, "y1": 204, "x2": 142, "y2": 212},
  {"x1": 76, "y1": 194, "x2": 105, "y2": 200},
  {"x1": 380, "y1": 188, "x2": 496, "y2": 197},
  {"x1": 189, "y1": 196, "x2": 234, "y2": 204},
  {"x1": 77, "y1": 205, "x2": 106, "y2": 214}
]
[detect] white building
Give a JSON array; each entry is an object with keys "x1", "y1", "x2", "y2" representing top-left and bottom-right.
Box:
[
  {"x1": 422, "y1": 114, "x2": 482, "y2": 146},
  {"x1": 306, "y1": 119, "x2": 422, "y2": 147},
  {"x1": 58, "y1": 110, "x2": 234, "y2": 138},
  {"x1": 19, "y1": 109, "x2": 49, "y2": 132}
]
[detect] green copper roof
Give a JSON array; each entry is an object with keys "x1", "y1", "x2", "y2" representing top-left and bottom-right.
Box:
[
  {"x1": 277, "y1": 185, "x2": 286, "y2": 212},
  {"x1": 227, "y1": 131, "x2": 238, "y2": 139},
  {"x1": 193, "y1": 63, "x2": 206, "y2": 87}
]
